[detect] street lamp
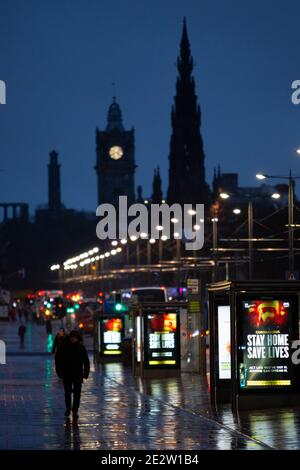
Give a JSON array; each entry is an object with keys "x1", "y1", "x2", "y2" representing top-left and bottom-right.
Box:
[
  {"x1": 215, "y1": 191, "x2": 254, "y2": 279},
  {"x1": 248, "y1": 201, "x2": 254, "y2": 280},
  {"x1": 256, "y1": 173, "x2": 267, "y2": 180},
  {"x1": 256, "y1": 170, "x2": 300, "y2": 272},
  {"x1": 211, "y1": 192, "x2": 231, "y2": 280},
  {"x1": 188, "y1": 209, "x2": 196, "y2": 216},
  {"x1": 219, "y1": 192, "x2": 230, "y2": 199},
  {"x1": 211, "y1": 217, "x2": 218, "y2": 281}
]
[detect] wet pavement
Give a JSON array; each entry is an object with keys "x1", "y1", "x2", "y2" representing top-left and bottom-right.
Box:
[
  {"x1": 0, "y1": 322, "x2": 300, "y2": 450},
  {"x1": 1, "y1": 320, "x2": 94, "y2": 354}
]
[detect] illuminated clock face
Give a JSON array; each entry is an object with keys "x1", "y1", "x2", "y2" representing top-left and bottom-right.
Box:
[{"x1": 109, "y1": 146, "x2": 123, "y2": 160}]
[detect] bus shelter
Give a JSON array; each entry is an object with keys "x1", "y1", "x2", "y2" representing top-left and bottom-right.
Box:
[
  {"x1": 208, "y1": 280, "x2": 300, "y2": 411},
  {"x1": 93, "y1": 308, "x2": 125, "y2": 362},
  {"x1": 131, "y1": 302, "x2": 182, "y2": 378}
]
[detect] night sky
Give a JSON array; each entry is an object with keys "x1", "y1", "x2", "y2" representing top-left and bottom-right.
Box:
[{"x1": 0, "y1": 0, "x2": 300, "y2": 213}]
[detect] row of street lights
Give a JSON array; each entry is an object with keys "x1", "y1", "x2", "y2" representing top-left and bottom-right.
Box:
[
  {"x1": 213, "y1": 191, "x2": 281, "y2": 280},
  {"x1": 213, "y1": 150, "x2": 300, "y2": 280},
  {"x1": 255, "y1": 170, "x2": 300, "y2": 273},
  {"x1": 53, "y1": 150, "x2": 300, "y2": 281}
]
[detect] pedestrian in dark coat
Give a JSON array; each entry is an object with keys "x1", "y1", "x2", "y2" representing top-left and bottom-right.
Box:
[{"x1": 55, "y1": 330, "x2": 90, "y2": 419}]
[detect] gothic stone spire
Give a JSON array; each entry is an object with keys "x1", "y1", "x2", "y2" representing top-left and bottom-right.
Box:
[{"x1": 167, "y1": 19, "x2": 210, "y2": 206}]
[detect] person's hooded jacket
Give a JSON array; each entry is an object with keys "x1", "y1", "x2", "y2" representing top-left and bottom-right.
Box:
[{"x1": 55, "y1": 331, "x2": 90, "y2": 382}]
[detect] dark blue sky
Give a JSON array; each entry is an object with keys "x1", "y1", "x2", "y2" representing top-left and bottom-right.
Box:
[{"x1": 0, "y1": 0, "x2": 300, "y2": 213}]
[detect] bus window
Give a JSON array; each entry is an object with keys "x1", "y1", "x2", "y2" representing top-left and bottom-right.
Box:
[{"x1": 132, "y1": 288, "x2": 167, "y2": 303}]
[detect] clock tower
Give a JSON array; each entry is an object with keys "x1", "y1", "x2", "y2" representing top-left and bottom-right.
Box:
[{"x1": 95, "y1": 97, "x2": 136, "y2": 207}]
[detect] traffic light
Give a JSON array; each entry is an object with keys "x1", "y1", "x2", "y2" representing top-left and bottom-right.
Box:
[
  {"x1": 97, "y1": 291, "x2": 104, "y2": 305},
  {"x1": 114, "y1": 292, "x2": 123, "y2": 312},
  {"x1": 26, "y1": 293, "x2": 35, "y2": 305}
]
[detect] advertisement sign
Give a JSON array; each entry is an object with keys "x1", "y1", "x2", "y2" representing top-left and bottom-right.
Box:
[
  {"x1": 239, "y1": 300, "x2": 293, "y2": 389},
  {"x1": 101, "y1": 317, "x2": 124, "y2": 355},
  {"x1": 145, "y1": 311, "x2": 179, "y2": 367},
  {"x1": 136, "y1": 316, "x2": 142, "y2": 362},
  {"x1": 187, "y1": 279, "x2": 199, "y2": 294},
  {"x1": 217, "y1": 306, "x2": 231, "y2": 379}
]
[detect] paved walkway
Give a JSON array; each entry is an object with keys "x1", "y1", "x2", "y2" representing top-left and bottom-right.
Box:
[
  {"x1": 0, "y1": 322, "x2": 300, "y2": 450},
  {"x1": 0, "y1": 355, "x2": 264, "y2": 450},
  {"x1": 0, "y1": 321, "x2": 93, "y2": 354}
]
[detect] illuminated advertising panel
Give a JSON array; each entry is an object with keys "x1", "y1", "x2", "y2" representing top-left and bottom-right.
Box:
[
  {"x1": 144, "y1": 311, "x2": 180, "y2": 368},
  {"x1": 217, "y1": 306, "x2": 231, "y2": 379},
  {"x1": 136, "y1": 316, "x2": 142, "y2": 362},
  {"x1": 101, "y1": 317, "x2": 124, "y2": 355},
  {"x1": 240, "y1": 300, "x2": 294, "y2": 389}
]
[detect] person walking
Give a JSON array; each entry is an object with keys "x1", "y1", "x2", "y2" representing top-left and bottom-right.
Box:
[
  {"x1": 18, "y1": 322, "x2": 26, "y2": 346},
  {"x1": 52, "y1": 327, "x2": 66, "y2": 355},
  {"x1": 55, "y1": 330, "x2": 90, "y2": 419}
]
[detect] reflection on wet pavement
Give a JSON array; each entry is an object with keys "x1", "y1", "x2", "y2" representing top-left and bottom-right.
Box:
[
  {"x1": 0, "y1": 356, "x2": 263, "y2": 450},
  {"x1": 101, "y1": 363, "x2": 300, "y2": 450}
]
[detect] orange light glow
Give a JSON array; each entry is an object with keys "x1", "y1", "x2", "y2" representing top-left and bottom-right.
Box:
[
  {"x1": 106, "y1": 318, "x2": 122, "y2": 332},
  {"x1": 71, "y1": 293, "x2": 81, "y2": 302}
]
